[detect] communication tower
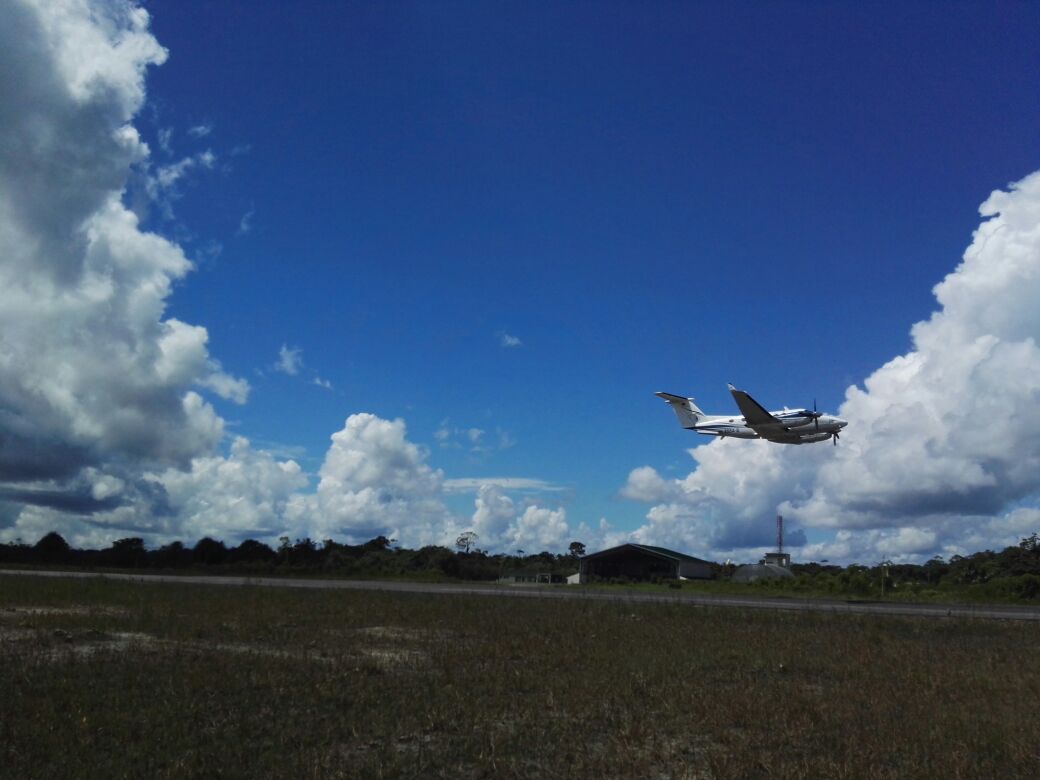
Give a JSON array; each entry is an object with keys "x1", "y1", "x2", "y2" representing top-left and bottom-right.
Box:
[{"x1": 763, "y1": 513, "x2": 791, "y2": 568}]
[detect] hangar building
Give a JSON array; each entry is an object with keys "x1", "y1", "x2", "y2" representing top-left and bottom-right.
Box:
[{"x1": 578, "y1": 544, "x2": 714, "y2": 583}]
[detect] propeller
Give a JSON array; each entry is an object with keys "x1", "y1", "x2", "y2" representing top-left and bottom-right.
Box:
[
  {"x1": 797, "y1": 398, "x2": 822, "y2": 432},
  {"x1": 832, "y1": 431, "x2": 839, "y2": 446}
]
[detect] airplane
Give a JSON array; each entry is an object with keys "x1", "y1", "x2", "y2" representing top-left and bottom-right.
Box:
[{"x1": 656, "y1": 384, "x2": 848, "y2": 445}]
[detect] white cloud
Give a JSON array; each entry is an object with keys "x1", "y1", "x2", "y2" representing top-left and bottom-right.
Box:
[
  {"x1": 285, "y1": 414, "x2": 460, "y2": 546},
  {"x1": 619, "y1": 466, "x2": 682, "y2": 503},
  {"x1": 187, "y1": 123, "x2": 212, "y2": 139},
  {"x1": 157, "y1": 319, "x2": 249, "y2": 403},
  {"x1": 272, "y1": 344, "x2": 332, "y2": 390},
  {"x1": 500, "y1": 332, "x2": 522, "y2": 348},
  {"x1": 623, "y1": 172, "x2": 1040, "y2": 564},
  {"x1": 2, "y1": 436, "x2": 307, "y2": 549},
  {"x1": 434, "y1": 420, "x2": 515, "y2": 454},
  {"x1": 155, "y1": 436, "x2": 307, "y2": 541},
  {"x1": 141, "y1": 149, "x2": 216, "y2": 220},
  {"x1": 154, "y1": 150, "x2": 215, "y2": 188},
  {"x1": 237, "y1": 208, "x2": 254, "y2": 236},
  {"x1": 0, "y1": 1, "x2": 244, "y2": 518},
  {"x1": 157, "y1": 127, "x2": 173, "y2": 155},
  {"x1": 197, "y1": 370, "x2": 250, "y2": 404},
  {"x1": 513, "y1": 505, "x2": 569, "y2": 551},
  {"x1": 471, "y1": 485, "x2": 517, "y2": 545},
  {"x1": 275, "y1": 344, "x2": 302, "y2": 375},
  {"x1": 234, "y1": 416, "x2": 573, "y2": 552},
  {"x1": 444, "y1": 477, "x2": 566, "y2": 493},
  {"x1": 468, "y1": 485, "x2": 570, "y2": 552}
]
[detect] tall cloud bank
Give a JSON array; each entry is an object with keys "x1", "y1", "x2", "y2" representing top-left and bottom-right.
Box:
[
  {"x1": 0, "y1": 1, "x2": 244, "y2": 508},
  {"x1": 0, "y1": 2, "x2": 570, "y2": 552},
  {"x1": 0, "y1": 5, "x2": 454, "y2": 547},
  {"x1": 624, "y1": 172, "x2": 1040, "y2": 563}
]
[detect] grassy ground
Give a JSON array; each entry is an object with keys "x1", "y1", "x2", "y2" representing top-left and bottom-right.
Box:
[
  {"x1": 7, "y1": 561, "x2": 1040, "y2": 605},
  {"x1": 2, "y1": 574, "x2": 1039, "y2": 778},
  {"x1": 589, "y1": 577, "x2": 1033, "y2": 605}
]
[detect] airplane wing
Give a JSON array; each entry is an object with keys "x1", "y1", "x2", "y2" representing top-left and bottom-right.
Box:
[{"x1": 727, "y1": 384, "x2": 781, "y2": 428}]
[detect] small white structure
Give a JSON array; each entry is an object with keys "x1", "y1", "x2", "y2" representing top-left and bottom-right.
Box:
[{"x1": 762, "y1": 551, "x2": 791, "y2": 568}]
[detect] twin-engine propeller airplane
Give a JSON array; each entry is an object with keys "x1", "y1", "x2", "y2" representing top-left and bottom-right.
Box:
[{"x1": 656, "y1": 384, "x2": 848, "y2": 445}]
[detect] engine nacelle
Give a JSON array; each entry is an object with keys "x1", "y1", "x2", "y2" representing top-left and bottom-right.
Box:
[{"x1": 798, "y1": 432, "x2": 833, "y2": 444}]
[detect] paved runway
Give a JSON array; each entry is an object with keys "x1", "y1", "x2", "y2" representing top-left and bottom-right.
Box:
[{"x1": 4, "y1": 568, "x2": 1040, "y2": 622}]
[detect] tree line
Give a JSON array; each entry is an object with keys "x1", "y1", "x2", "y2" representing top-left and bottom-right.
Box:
[
  {"x1": 2, "y1": 530, "x2": 1040, "y2": 598},
  {"x1": 0, "y1": 531, "x2": 585, "y2": 582},
  {"x1": 777, "y1": 533, "x2": 1040, "y2": 600}
]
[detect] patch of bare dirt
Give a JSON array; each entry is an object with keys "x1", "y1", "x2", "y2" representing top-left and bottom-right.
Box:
[
  {"x1": 0, "y1": 604, "x2": 130, "y2": 618},
  {"x1": 0, "y1": 619, "x2": 435, "y2": 672},
  {"x1": 348, "y1": 624, "x2": 455, "y2": 643},
  {"x1": 358, "y1": 647, "x2": 429, "y2": 670}
]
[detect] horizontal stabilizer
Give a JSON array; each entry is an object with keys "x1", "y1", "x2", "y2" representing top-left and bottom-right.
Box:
[{"x1": 655, "y1": 392, "x2": 689, "y2": 404}]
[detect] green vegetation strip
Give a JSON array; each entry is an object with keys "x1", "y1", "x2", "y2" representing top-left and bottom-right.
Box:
[{"x1": 2, "y1": 574, "x2": 1039, "y2": 778}]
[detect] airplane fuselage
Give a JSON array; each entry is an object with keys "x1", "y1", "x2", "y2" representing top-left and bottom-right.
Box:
[{"x1": 692, "y1": 411, "x2": 844, "y2": 443}]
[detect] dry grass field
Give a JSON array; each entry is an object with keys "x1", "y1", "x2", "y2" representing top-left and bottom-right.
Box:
[{"x1": 2, "y1": 573, "x2": 1039, "y2": 778}]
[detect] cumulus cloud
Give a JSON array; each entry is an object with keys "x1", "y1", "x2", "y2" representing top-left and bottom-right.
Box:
[
  {"x1": 470, "y1": 485, "x2": 570, "y2": 552},
  {"x1": 155, "y1": 436, "x2": 307, "y2": 541},
  {"x1": 499, "y1": 332, "x2": 522, "y2": 348},
  {"x1": 203, "y1": 413, "x2": 568, "y2": 552},
  {"x1": 221, "y1": 415, "x2": 570, "y2": 551},
  {"x1": 2, "y1": 436, "x2": 306, "y2": 549},
  {"x1": 285, "y1": 414, "x2": 460, "y2": 545},
  {"x1": 623, "y1": 172, "x2": 1040, "y2": 563},
  {"x1": 470, "y1": 484, "x2": 517, "y2": 546},
  {"x1": 513, "y1": 505, "x2": 569, "y2": 551},
  {"x1": 0, "y1": 1, "x2": 245, "y2": 528}
]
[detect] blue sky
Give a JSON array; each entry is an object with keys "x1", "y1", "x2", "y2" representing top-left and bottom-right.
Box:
[{"x1": 2, "y1": 0, "x2": 1040, "y2": 562}]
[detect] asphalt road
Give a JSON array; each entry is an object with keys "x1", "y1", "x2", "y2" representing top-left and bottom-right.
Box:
[{"x1": 4, "y1": 568, "x2": 1040, "y2": 622}]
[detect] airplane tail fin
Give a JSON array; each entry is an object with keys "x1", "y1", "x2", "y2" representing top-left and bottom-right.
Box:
[{"x1": 655, "y1": 392, "x2": 705, "y2": 429}]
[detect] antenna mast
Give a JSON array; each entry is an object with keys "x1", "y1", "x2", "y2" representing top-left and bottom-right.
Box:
[{"x1": 777, "y1": 514, "x2": 784, "y2": 556}]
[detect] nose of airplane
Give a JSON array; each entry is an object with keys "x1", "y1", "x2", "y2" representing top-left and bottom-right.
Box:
[{"x1": 837, "y1": 418, "x2": 848, "y2": 429}]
